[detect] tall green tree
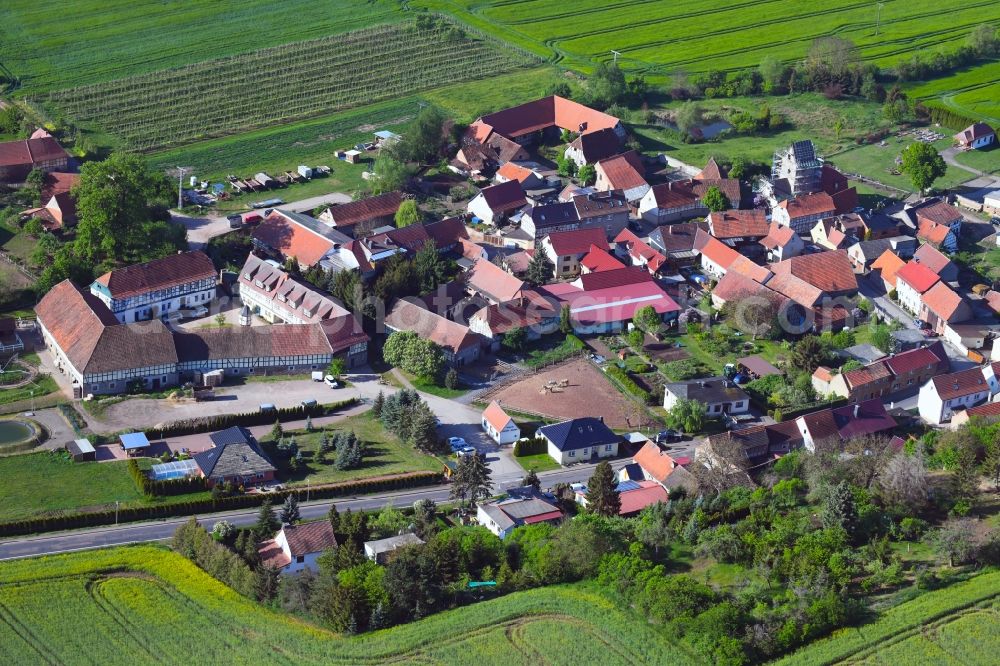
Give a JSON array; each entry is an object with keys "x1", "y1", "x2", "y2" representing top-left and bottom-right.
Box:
[
  {"x1": 577, "y1": 164, "x2": 596, "y2": 186},
  {"x1": 821, "y1": 482, "x2": 858, "y2": 540},
  {"x1": 586, "y1": 461, "x2": 621, "y2": 517},
  {"x1": 370, "y1": 152, "x2": 409, "y2": 194},
  {"x1": 524, "y1": 248, "x2": 553, "y2": 286},
  {"x1": 586, "y1": 61, "x2": 626, "y2": 108},
  {"x1": 791, "y1": 335, "x2": 827, "y2": 373},
  {"x1": 391, "y1": 106, "x2": 447, "y2": 164},
  {"x1": 450, "y1": 452, "x2": 492, "y2": 509},
  {"x1": 900, "y1": 142, "x2": 947, "y2": 193},
  {"x1": 280, "y1": 495, "x2": 301, "y2": 525},
  {"x1": 254, "y1": 498, "x2": 280, "y2": 539},
  {"x1": 701, "y1": 186, "x2": 729, "y2": 212},
  {"x1": 633, "y1": 305, "x2": 662, "y2": 334},
  {"x1": 559, "y1": 303, "x2": 573, "y2": 334},
  {"x1": 394, "y1": 200, "x2": 421, "y2": 227},
  {"x1": 665, "y1": 398, "x2": 706, "y2": 433},
  {"x1": 414, "y1": 239, "x2": 447, "y2": 293},
  {"x1": 73, "y1": 152, "x2": 173, "y2": 262}
]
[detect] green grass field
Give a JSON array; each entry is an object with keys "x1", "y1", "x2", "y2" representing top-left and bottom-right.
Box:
[
  {"x1": 0, "y1": 545, "x2": 694, "y2": 665},
  {"x1": 827, "y1": 136, "x2": 973, "y2": 193},
  {"x1": 513, "y1": 452, "x2": 561, "y2": 472},
  {"x1": 778, "y1": 569, "x2": 1000, "y2": 665},
  {"x1": 0, "y1": 452, "x2": 211, "y2": 522},
  {"x1": 0, "y1": 0, "x2": 406, "y2": 93},
  {"x1": 417, "y1": 0, "x2": 1000, "y2": 76},
  {"x1": 271, "y1": 412, "x2": 442, "y2": 487},
  {"x1": 906, "y1": 60, "x2": 1000, "y2": 125}
]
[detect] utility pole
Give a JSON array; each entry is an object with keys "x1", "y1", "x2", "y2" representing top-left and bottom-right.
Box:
[
  {"x1": 610, "y1": 49, "x2": 621, "y2": 64},
  {"x1": 115, "y1": 500, "x2": 120, "y2": 526},
  {"x1": 875, "y1": 2, "x2": 885, "y2": 36},
  {"x1": 167, "y1": 166, "x2": 192, "y2": 210}
]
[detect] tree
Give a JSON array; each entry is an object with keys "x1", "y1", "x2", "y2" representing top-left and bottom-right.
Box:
[
  {"x1": 329, "y1": 267, "x2": 363, "y2": 312},
  {"x1": 394, "y1": 200, "x2": 420, "y2": 227},
  {"x1": 728, "y1": 156, "x2": 748, "y2": 180},
  {"x1": 577, "y1": 164, "x2": 596, "y2": 186},
  {"x1": 791, "y1": 335, "x2": 827, "y2": 373},
  {"x1": 585, "y1": 461, "x2": 621, "y2": 517},
  {"x1": 933, "y1": 518, "x2": 977, "y2": 566},
  {"x1": 211, "y1": 520, "x2": 235, "y2": 542},
  {"x1": 335, "y1": 431, "x2": 364, "y2": 470},
  {"x1": 444, "y1": 367, "x2": 459, "y2": 389},
  {"x1": 900, "y1": 142, "x2": 947, "y2": 193},
  {"x1": 821, "y1": 482, "x2": 858, "y2": 540},
  {"x1": 501, "y1": 326, "x2": 527, "y2": 352},
  {"x1": 879, "y1": 451, "x2": 927, "y2": 510},
  {"x1": 758, "y1": 55, "x2": 788, "y2": 93},
  {"x1": 806, "y1": 36, "x2": 858, "y2": 77},
  {"x1": 414, "y1": 238, "x2": 446, "y2": 293},
  {"x1": 556, "y1": 154, "x2": 577, "y2": 177},
  {"x1": 74, "y1": 152, "x2": 174, "y2": 263},
  {"x1": 391, "y1": 106, "x2": 447, "y2": 164},
  {"x1": 701, "y1": 186, "x2": 729, "y2": 212},
  {"x1": 633, "y1": 304, "x2": 662, "y2": 335},
  {"x1": 559, "y1": 303, "x2": 573, "y2": 335},
  {"x1": 22, "y1": 217, "x2": 44, "y2": 238},
  {"x1": 626, "y1": 328, "x2": 645, "y2": 350},
  {"x1": 522, "y1": 470, "x2": 541, "y2": 492},
  {"x1": 372, "y1": 390, "x2": 385, "y2": 418},
  {"x1": 721, "y1": 293, "x2": 781, "y2": 340},
  {"x1": 665, "y1": 397, "x2": 706, "y2": 433},
  {"x1": 412, "y1": 499, "x2": 438, "y2": 539},
  {"x1": 675, "y1": 101, "x2": 704, "y2": 134},
  {"x1": 524, "y1": 248, "x2": 553, "y2": 286},
  {"x1": 370, "y1": 152, "x2": 409, "y2": 194},
  {"x1": 254, "y1": 498, "x2": 280, "y2": 539},
  {"x1": 280, "y1": 495, "x2": 301, "y2": 525},
  {"x1": 382, "y1": 330, "x2": 445, "y2": 380},
  {"x1": 967, "y1": 23, "x2": 999, "y2": 57},
  {"x1": 636, "y1": 501, "x2": 672, "y2": 558},
  {"x1": 450, "y1": 453, "x2": 492, "y2": 509},
  {"x1": 586, "y1": 61, "x2": 626, "y2": 108}
]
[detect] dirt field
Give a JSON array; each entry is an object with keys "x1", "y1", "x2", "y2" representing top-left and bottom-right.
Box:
[{"x1": 490, "y1": 358, "x2": 654, "y2": 430}]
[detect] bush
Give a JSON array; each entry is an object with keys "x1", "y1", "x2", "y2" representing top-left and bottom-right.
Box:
[
  {"x1": 605, "y1": 364, "x2": 653, "y2": 404},
  {"x1": 153, "y1": 398, "x2": 357, "y2": 439},
  {"x1": 513, "y1": 437, "x2": 547, "y2": 457}
]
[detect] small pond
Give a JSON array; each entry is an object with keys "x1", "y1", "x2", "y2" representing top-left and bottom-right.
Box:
[{"x1": 0, "y1": 419, "x2": 36, "y2": 447}]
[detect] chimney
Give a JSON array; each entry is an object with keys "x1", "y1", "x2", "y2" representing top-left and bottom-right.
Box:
[{"x1": 598, "y1": 416, "x2": 604, "y2": 423}]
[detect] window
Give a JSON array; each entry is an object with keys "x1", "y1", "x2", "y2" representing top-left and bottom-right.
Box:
[
  {"x1": 605, "y1": 444, "x2": 612, "y2": 451},
  {"x1": 296, "y1": 555, "x2": 305, "y2": 564},
  {"x1": 569, "y1": 450, "x2": 576, "y2": 458},
  {"x1": 287, "y1": 366, "x2": 294, "y2": 371},
  {"x1": 109, "y1": 382, "x2": 116, "y2": 390},
  {"x1": 734, "y1": 401, "x2": 744, "y2": 409}
]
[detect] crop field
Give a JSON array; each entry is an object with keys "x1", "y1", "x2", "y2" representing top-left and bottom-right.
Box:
[
  {"x1": 418, "y1": 0, "x2": 1000, "y2": 76},
  {"x1": 42, "y1": 20, "x2": 535, "y2": 151},
  {"x1": 778, "y1": 569, "x2": 1000, "y2": 665},
  {"x1": 0, "y1": 0, "x2": 406, "y2": 93},
  {"x1": 0, "y1": 546, "x2": 691, "y2": 665},
  {"x1": 906, "y1": 60, "x2": 1000, "y2": 125}
]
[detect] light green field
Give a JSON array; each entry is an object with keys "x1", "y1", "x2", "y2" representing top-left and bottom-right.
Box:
[
  {"x1": 0, "y1": 545, "x2": 696, "y2": 665},
  {"x1": 827, "y1": 137, "x2": 972, "y2": 193},
  {"x1": 417, "y1": 0, "x2": 1000, "y2": 76},
  {"x1": 777, "y1": 570, "x2": 1000, "y2": 665},
  {"x1": 906, "y1": 60, "x2": 1000, "y2": 125},
  {"x1": 0, "y1": 0, "x2": 406, "y2": 92}
]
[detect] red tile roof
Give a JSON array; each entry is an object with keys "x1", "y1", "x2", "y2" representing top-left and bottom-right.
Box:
[
  {"x1": 581, "y1": 245, "x2": 625, "y2": 272},
  {"x1": 932, "y1": 366, "x2": 990, "y2": 400},
  {"x1": 921, "y1": 281, "x2": 966, "y2": 321},
  {"x1": 543, "y1": 278, "x2": 679, "y2": 325},
  {"x1": 257, "y1": 538, "x2": 292, "y2": 569},
  {"x1": 468, "y1": 258, "x2": 525, "y2": 302},
  {"x1": 831, "y1": 187, "x2": 859, "y2": 215},
  {"x1": 915, "y1": 200, "x2": 962, "y2": 226},
  {"x1": 473, "y1": 95, "x2": 621, "y2": 140},
  {"x1": 633, "y1": 441, "x2": 679, "y2": 483},
  {"x1": 93, "y1": 251, "x2": 215, "y2": 300},
  {"x1": 844, "y1": 361, "x2": 892, "y2": 390},
  {"x1": 691, "y1": 179, "x2": 742, "y2": 208},
  {"x1": 696, "y1": 231, "x2": 741, "y2": 270},
  {"x1": 0, "y1": 136, "x2": 69, "y2": 169},
  {"x1": 760, "y1": 222, "x2": 797, "y2": 250},
  {"x1": 546, "y1": 228, "x2": 609, "y2": 256},
  {"x1": 482, "y1": 401, "x2": 514, "y2": 433},
  {"x1": 576, "y1": 265, "x2": 652, "y2": 291},
  {"x1": 913, "y1": 243, "x2": 953, "y2": 273},
  {"x1": 614, "y1": 229, "x2": 667, "y2": 273},
  {"x1": 896, "y1": 261, "x2": 940, "y2": 293},
  {"x1": 282, "y1": 521, "x2": 337, "y2": 557},
  {"x1": 778, "y1": 191, "x2": 836, "y2": 220},
  {"x1": 596, "y1": 151, "x2": 647, "y2": 191},
  {"x1": 478, "y1": 180, "x2": 527, "y2": 213},
  {"x1": 984, "y1": 290, "x2": 1000, "y2": 315},
  {"x1": 917, "y1": 218, "x2": 952, "y2": 246},
  {"x1": 708, "y1": 209, "x2": 768, "y2": 239},
  {"x1": 252, "y1": 214, "x2": 335, "y2": 266},
  {"x1": 884, "y1": 341, "x2": 948, "y2": 375},
  {"x1": 829, "y1": 399, "x2": 897, "y2": 440},
  {"x1": 618, "y1": 481, "x2": 669, "y2": 515},
  {"x1": 695, "y1": 157, "x2": 725, "y2": 180},
  {"x1": 728, "y1": 256, "x2": 772, "y2": 284},
  {"x1": 505, "y1": 249, "x2": 534, "y2": 274},
  {"x1": 325, "y1": 192, "x2": 403, "y2": 228},
  {"x1": 385, "y1": 299, "x2": 480, "y2": 354},
  {"x1": 174, "y1": 325, "x2": 333, "y2": 361},
  {"x1": 711, "y1": 271, "x2": 781, "y2": 304},
  {"x1": 496, "y1": 162, "x2": 536, "y2": 183},
  {"x1": 871, "y1": 250, "x2": 906, "y2": 288},
  {"x1": 568, "y1": 127, "x2": 622, "y2": 163},
  {"x1": 762, "y1": 271, "x2": 823, "y2": 307},
  {"x1": 813, "y1": 366, "x2": 835, "y2": 382},
  {"x1": 471, "y1": 300, "x2": 553, "y2": 335},
  {"x1": 966, "y1": 401, "x2": 1000, "y2": 419},
  {"x1": 425, "y1": 217, "x2": 469, "y2": 248},
  {"x1": 769, "y1": 250, "x2": 857, "y2": 295},
  {"x1": 648, "y1": 181, "x2": 700, "y2": 209},
  {"x1": 954, "y1": 123, "x2": 995, "y2": 145}
]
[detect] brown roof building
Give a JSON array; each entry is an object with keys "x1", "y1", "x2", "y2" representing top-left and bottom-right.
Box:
[
  {"x1": 0, "y1": 135, "x2": 71, "y2": 183},
  {"x1": 385, "y1": 298, "x2": 482, "y2": 366}
]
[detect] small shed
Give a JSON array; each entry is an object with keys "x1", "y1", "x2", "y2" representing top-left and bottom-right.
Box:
[
  {"x1": 297, "y1": 165, "x2": 313, "y2": 180},
  {"x1": 119, "y1": 432, "x2": 150, "y2": 456},
  {"x1": 364, "y1": 533, "x2": 424, "y2": 564},
  {"x1": 737, "y1": 355, "x2": 781, "y2": 380},
  {"x1": 374, "y1": 130, "x2": 402, "y2": 147},
  {"x1": 343, "y1": 150, "x2": 362, "y2": 164},
  {"x1": 67, "y1": 438, "x2": 96, "y2": 462}
]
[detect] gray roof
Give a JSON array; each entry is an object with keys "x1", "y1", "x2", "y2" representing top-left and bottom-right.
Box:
[
  {"x1": 665, "y1": 377, "x2": 749, "y2": 405},
  {"x1": 364, "y1": 533, "x2": 424, "y2": 554},
  {"x1": 193, "y1": 433, "x2": 275, "y2": 480},
  {"x1": 839, "y1": 344, "x2": 886, "y2": 364},
  {"x1": 537, "y1": 417, "x2": 618, "y2": 451}
]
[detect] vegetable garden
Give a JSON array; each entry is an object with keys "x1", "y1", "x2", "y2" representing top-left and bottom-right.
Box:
[
  {"x1": 41, "y1": 20, "x2": 536, "y2": 151},
  {"x1": 0, "y1": 545, "x2": 686, "y2": 665}
]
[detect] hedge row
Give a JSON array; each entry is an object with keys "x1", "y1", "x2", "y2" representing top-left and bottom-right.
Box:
[
  {"x1": 777, "y1": 397, "x2": 848, "y2": 422},
  {"x1": 140, "y1": 397, "x2": 358, "y2": 439},
  {"x1": 0, "y1": 470, "x2": 443, "y2": 537},
  {"x1": 927, "y1": 106, "x2": 976, "y2": 131},
  {"x1": 512, "y1": 437, "x2": 547, "y2": 457},
  {"x1": 605, "y1": 364, "x2": 653, "y2": 405}
]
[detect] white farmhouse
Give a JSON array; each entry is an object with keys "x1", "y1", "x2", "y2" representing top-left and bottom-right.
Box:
[
  {"x1": 481, "y1": 401, "x2": 520, "y2": 444},
  {"x1": 537, "y1": 417, "x2": 619, "y2": 466},
  {"x1": 917, "y1": 364, "x2": 1000, "y2": 425},
  {"x1": 258, "y1": 521, "x2": 337, "y2": 574}
]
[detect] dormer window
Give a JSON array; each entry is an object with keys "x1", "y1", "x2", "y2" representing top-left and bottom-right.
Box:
[
  {"x1": 243, "y1": 273, "x2": 251, "y2": 280},
  {"x1": 277, "y1": 294, "x2": 286, "y2": 302},
  {"x1": 254, "y1": 280, "x2": 263, "y2": 288}
]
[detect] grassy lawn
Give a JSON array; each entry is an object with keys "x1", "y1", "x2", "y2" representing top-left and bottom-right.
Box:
[
  {"x1": 0, "y1": 219, "x2": 36, "y2": 264},
  {"x1": 268, "y1": 412, "x2": 441, "y2": 487},
  {"x1": 827, "y1": 136, "x2": 971, "y2": 193},
  {"x1": 0, "y1": 451, "x2": 210, "y2": 522},
  {"x1": 404, "y1": 371, "x2": 468, "y2": 399},
  {"x1": 0, "y1": 373, "x2": 60, "y2": 407},
  {"x1": 517, "y1": 334, "x2": 586, "y2": 368},
  {"x1": 514, "y1": 453, "x2": 561, "y2": 473},
  {"x1": 953, "y1": 144, "x2": 1000, "y2": 175}
]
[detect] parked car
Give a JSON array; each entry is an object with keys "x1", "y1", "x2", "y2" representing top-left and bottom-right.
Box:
[
  {"x1": 189, "y1": 306, "x2": 209, "y2": 317},
  {"x1": 448, "y1": 436, "x2": 468, "y2": 451},
  {"x1": 301, "y1": 399, "x2": 317, "y2": 407},
  {"x1": 457, "y1": 446, "x2": 478, "y2": 458},
  {"x1": 991, "y1": 217, "x2": 1000, "y2": 226},
  {"x1": 656, "y1": 429, "x2": 681, "y2": 443},
  {"x1": 311, "y1": 371, "x2": 325, "y2": 382},
  {"x1": 324, "y1": 375, "x2": 340, "y2": 388},
  {"x1": 227, "y1": 214, "x2": 243, "y2": 229},
  {"x1": 920, "y1": 328, "x2": 939, "y2": 338},
  {"x1": 590, "y1": 353, "x2": 606, "y2": 364},
  {"x1": 914, "y1": 319, "x2": 931, "y2": 330}
]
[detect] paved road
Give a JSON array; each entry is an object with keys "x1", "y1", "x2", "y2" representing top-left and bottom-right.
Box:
[
  {"x1": 0, "y1": 460, "x2": 626, "y2": 561},
  {"x1": 941, "y1": 146, "x2": 989, "y2": 178},
  {"x1": 171, "y1": 192, "x2": 352, "y2": 249}
]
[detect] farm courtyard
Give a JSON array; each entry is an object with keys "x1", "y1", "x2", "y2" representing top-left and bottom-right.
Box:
[{"x1": 490, "y1": 358, "x2": 653, "y2": 430}]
